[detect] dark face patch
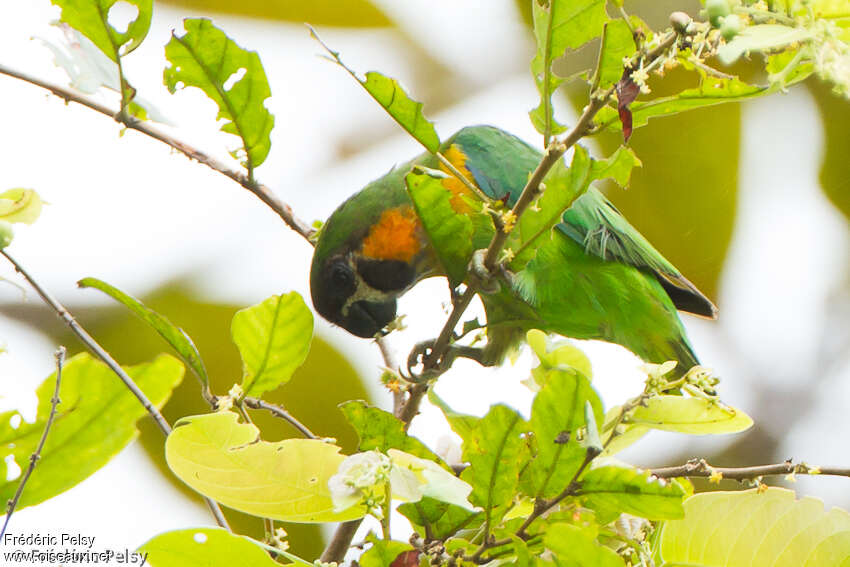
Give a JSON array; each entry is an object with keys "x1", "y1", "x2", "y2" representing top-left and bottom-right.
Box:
[
  {"x1": 311, "y1": 256, "x2": 356, "y2": 324},
  {"x1": 343, "y1": 299, "x2": 397, "y2": 338},
  {"x1": 356, "y1": 258, "x2": 415, "y2": 292}
]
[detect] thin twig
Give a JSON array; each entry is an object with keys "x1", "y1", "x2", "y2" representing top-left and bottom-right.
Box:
[
  {"x1": 650, "y1": 459, "x2": 850, "y2": 480},
  {"x1": 0, "y1": 347, "x2": 65, "y2": 540},
  {"x1": 0, "y1": 62, "x2": 315, "y2": 243},
  {"x1": 320, "y1": 520, "x2": 363, "y2": 563},
  {"x1": 243, "y1": 396, "x2": 318, "y2": 439},
  {"x1": 0, "y1": 249, "x2": 231, "y2": 530}
]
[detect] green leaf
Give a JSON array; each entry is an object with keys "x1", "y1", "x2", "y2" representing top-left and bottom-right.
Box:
[
  {"x1": 628, "y1": 395, "x2": 753, "y2": 434},
  {"x1": 524, "y1": 368, "x2": 603, "y2": 498},
  {"x1": 51, "y1": 0, "x2": 152, "y2": 62},
  {"x1": 597, "y1": 20, "x2": 637, "y2": 89},
  {"x1": 578, "y1": 465, "x2": 684, "y2": 521},
  {"x1": 545, "y1": 524, "x2": 624, "y2": 567},
  {"x1": 78, "y1": 277, "x2": 209, "y2": 391},
  {"x1": 165, "y1": 411, "x2": 364, "y2": 523},
  {"x1": 360, "y1": 535, "x2": 413, "y2": 567},
  {"x1": 660, "y1": 487, "x2": 850, "y2": 566},
  {"x1": 0, "y1": 189, "x2": 43, "y2": 225},
  {"x1": 589, "y1": 145, "x2": 641, "y2": 188},
  {"x1": 164, "y1": 18, "x2": 275, "y2": 172},
  {"x1": 157, "y1": 0, "x2": 392, "y2": 27},
  {"x1": 398, "y1": 496, "x2": 481, "y2": 540},
  {"x1": 717, "y1": 24, "x2": 813, "y2": 65},
  {"x1": 0, "y1": 353, "x2": 183, "y2": 509},
  {"x1": 406, "y1": 169, "x2": 474, "y2": 283},
  {"x1": 460, "y1": 405, "x2": 526, "y2": 528},
  {"x1": 526, "y1": 329, "x2": 593, "y2": 386},
  {"x1": 311, "y1": 29, "x2": 439, "y2": 152},
  {"x1": 138, "y1": 528, "x2": 283, "y2": 567},
  {"x1": 427, "y1": 389, "x2": 479, "y2": 441},
  {"x1": 231, "y1": 292, "x2": 313, "y2": 397},
  {"x1": 340, "y1": 400, "x2": 443, "y2": 463},
  {"x1": 595, "y1": 78, "x2": 769, "y2": 133},
  {"x1": 530, "y1": 0, "x2": 608, "y2": 140}
]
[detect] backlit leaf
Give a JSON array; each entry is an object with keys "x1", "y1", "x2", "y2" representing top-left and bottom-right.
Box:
[
  {"x1": 139, "y1": 528, "x2": 283, "y2": 567},
  {"x1": 51, "y1": 0, "x2": 152, "y2": 62},
  {"x1": 578, "y1": 465, "x2": 684, "y2": 521},
  {"x1": 0, "y1": 189, "x2": 43, "y2": 225},
  {"x1": 628, "y1": 395, "x2": 753, "y2": 434}
]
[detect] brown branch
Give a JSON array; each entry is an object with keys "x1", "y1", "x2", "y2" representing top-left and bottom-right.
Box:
[
  {"x1": 0, "y1": 249, "x2": 231, "y2": 530},
  {"x1": 0, "y1": 62, "x2": 315, "y2": 243},
  {"x1": 650, "y1": 458, "x2": 850, "y2": 481},
  {"x1": 244, "y1": 396, "x2": 318, "y2": 439},
  {"x1": 0, "y1": 347, "x2": 65, "y2": 540}
]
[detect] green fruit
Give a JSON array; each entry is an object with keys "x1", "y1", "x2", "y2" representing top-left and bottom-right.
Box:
[
  {"x1": 706, "y1": 0, "x2": 731, "y2": 27},
  {"x1": 0, "y1": 221, "x2": 14, "y2": 249},
  {"x1": 720, "y1": 14, "x2": 743, "y2": 40}
]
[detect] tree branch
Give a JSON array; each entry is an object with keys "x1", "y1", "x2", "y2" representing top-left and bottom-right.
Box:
[
  {"x1": 0, "y1": 62, "x2": 315, "y2": 243},
  {"x1": 0, "y1": 347, "x2": 65, "y2": 540},
  {"x1": 650, "y1": 458, "x2": 850, "y2": 481},
  {"x1": 0, "y1": 249, "x2": 231, "y2": 530},
  {"x1": 243, "y1": 396, "x2": 318, "y2": 440}
]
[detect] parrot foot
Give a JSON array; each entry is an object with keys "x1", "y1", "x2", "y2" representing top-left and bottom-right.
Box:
[
  {"x1": 406, "y1": 339, "x2": 486, "y2": 381},
  {"x1": 469, "y1": 249, "x2": 501, "y2": 294}
]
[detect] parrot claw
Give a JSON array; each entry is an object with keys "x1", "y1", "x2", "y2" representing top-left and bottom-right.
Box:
[
  {"x1": 406, "y1": 339, "x2": 487, "y2": 381},
  {"x1": 469, "y1": 249, "x2": 501, "y2": 294}
]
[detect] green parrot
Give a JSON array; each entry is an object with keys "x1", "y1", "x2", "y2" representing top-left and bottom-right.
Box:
[{"x1": 310, "y1": 125, "x2": 715, "y2": 372}]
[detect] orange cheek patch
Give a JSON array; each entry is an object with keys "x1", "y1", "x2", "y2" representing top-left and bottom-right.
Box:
[
  {"x1": 439, "y1": 145, "x2": 478, "y2": 214},
  {"x1": 360, "y1": 206, "x2": 422, "y2": 262}
]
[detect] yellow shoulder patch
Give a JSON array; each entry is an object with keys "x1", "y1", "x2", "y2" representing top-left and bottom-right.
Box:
[
  {"x1": 360, "y1": 206, "x2": 421, "y2": 262},
  {"x1": 439, "y1": 145, "x2": 478, "y2": 214}
]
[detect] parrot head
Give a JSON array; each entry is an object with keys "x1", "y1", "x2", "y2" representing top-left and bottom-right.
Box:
[{"x1": 310, "y1": 164, "x2": 438, "y2": 337}]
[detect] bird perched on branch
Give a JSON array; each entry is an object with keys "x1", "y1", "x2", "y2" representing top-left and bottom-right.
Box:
[{"x1": 310, "y1": 125, "x2": 715, "y2": 374}]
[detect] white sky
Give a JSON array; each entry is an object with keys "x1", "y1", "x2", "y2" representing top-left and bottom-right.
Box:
[{"x1": 0, "y1": 0, "x2": 849, "y2": 562}]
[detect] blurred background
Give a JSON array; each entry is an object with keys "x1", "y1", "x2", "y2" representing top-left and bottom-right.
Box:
[{"x1": 0, "y1": 0, "x2": 849, "y2": 560}]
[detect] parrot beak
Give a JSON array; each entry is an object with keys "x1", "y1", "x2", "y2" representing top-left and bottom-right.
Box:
[{"x1": 342, "y1": 299, "x2": 397, "y2": 338}]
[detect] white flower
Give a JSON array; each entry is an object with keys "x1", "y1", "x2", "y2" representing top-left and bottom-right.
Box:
[
  {"x1": 328, "y1": 450, "x2": 392, "y2": 513},
  {"x1": 388, "y1": 449, "x2": 477, "y2": 511}
]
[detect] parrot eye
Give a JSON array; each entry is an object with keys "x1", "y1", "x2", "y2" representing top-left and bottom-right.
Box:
[{"x1": 330, "y1": 261, "x2": 355, "y2": 290}]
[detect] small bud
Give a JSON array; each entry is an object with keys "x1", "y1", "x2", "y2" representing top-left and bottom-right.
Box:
[
  {"x1": 669, "y1": 11, "x2": 693, "y2": 34},
  {"x1": 708, "y1": 469, "x2": 723, "y2": 484}
]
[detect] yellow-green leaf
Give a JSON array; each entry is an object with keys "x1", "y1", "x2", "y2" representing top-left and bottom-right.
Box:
[
  {"x1": 51, "y1": 0, "x2": 152, "y2": 62},
  {"x1": 0, "y1": 189, "x2": 43, "y2": 224},
  {"x1": 139, "y1": 528, "x2": 284, "y2": 567},
  {"x1": 661, "y1": 487, "x2": 850, "y2": 566},
  {"x1": 629, "y1": 395, "x2": 752, "y2": 434},
  {"x1": 165, "y1": 411, "x2": 365, "y2": 523},
  {"x1": 232, "y1": 292, "x2": 313, "y2": 397}
]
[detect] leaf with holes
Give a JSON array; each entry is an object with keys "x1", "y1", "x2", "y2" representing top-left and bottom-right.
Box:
[
  {"x1": 660, "y1": 487, "x2": 850, "y2": 566},
  {"x1": 165, "y1": 411, "x2": 365, "y2": 523},
  {"x1": 52, "y1": 0, "x2": 152, "y2": 62},
  {"x1": 138, "y1": 528, "x2": 284, "y2": 567},
  {"x1": 78, "y1": 277, "x2": 209, "y2": 392},
  {"x1": 231, "y1": 292, "x2": 313, "y2": 398},
  {"x1": 164, "y1": 18, "x2": 275, "y2": 172},
  {"x1": 0, "y1": 353, "x2": 183, "y2": 510}
]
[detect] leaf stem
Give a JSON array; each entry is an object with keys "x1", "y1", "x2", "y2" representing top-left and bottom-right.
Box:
[
  {"x1": 0, "y1": 347, "x2": 65, "y2": 541},
  {"x1": 0, "y1": 249, "x2": 231, "y2": 531}
]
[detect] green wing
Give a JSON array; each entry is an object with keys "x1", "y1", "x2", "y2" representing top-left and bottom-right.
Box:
[{"x1": 559, "y1": 188, "x2": 717, "y2": 318}]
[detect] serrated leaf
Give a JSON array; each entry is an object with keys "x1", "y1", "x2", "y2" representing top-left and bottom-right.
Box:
[
  {"x1": 164, "y1": 18, "x2": 275, "y2": 172},
  {"x1": 138, "y1": 528, "x2": 282, "y2": 567},
  {"x1": 545, "y1": 524, "x2": 624, "y2": 567},
  {"x1": 530, "y1": 0, "x2": 608, "y2": 140},
  {"x1": 51, "y1": 0, "x2": 152, "y2": 62},
  {"x1": 312, "y1": 30, "x2": 439, "y2": 152},
  {"x1": 398, "y1": 496, "x2": 481, "y2": 540},
  {"x1": 165, "y1": 411, "x2": 364, "y2": 523},
  {"x1": 0, "y1": 189, "x2": 43, "y2": 224},
  {"x1": 525, "y1": 368, "x2": 603, "y2": 498},
  {"x1": 78, "y1": 277, "x2": 209, "y2": 391},
  {"x1": 589, "y1": 145, "x2": 641, "y2": 188},
  {"x1": 0, "y1": 353, "x2": 183, "y2": 510},
  {"x1": 595, "y1": 78, "x2": 769, "y2": 133},
  {"x1": 628, "y1": 395, "x2": 753, "y2": 434},
  {"x1": 578, "y1": 465, "x2": 684, "y2": 521},
  {"x1": 340, "y1": 400, "x2": 442, "y2": 463},
  {"x1": 406, "y1": 170, "x2": 474, "y2": 283},
  {"x1": 460, "y1": 405, "x2": 526, "y2": 528},
  {"x1": 597, "y1": 20, "x2": 637, "y2": 89},
  {"x1": 660, "y1": 487, "x2": 850, "y2": 566},
  {"x1": 231, "y1": 292, "x2": 313, "y2": 397},
  {"x1": 718, "y1": 24, "x2": 813, "y2": 65}
]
